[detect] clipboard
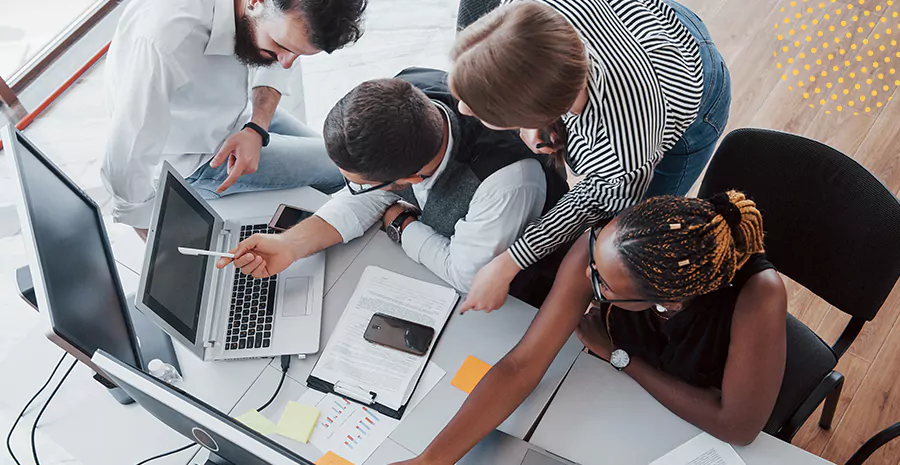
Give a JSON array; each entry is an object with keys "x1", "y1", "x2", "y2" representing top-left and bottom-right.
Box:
[{"x1": 305, "y1": 295, "x2": 456, "y2": 420}]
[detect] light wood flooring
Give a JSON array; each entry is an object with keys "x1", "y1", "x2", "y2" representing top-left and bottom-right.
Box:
[{"x1": 677, "y1": 0, "x2": 900, "y2": 463}]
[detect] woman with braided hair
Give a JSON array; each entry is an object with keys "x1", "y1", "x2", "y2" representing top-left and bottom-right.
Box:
[{"x1": 393, "y1": 191, "x2": 786, "y2": 465}]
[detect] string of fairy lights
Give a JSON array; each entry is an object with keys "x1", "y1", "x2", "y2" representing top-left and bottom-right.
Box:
[{"x1": 775, "y1": 0, "x2": 899, "y2": 115}]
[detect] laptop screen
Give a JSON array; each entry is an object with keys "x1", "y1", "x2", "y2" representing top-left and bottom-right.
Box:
[{"x1": 142, "y1": 170, "x2": 215, "y2": 342}]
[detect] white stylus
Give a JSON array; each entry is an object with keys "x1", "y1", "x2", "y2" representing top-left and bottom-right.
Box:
[{"x1": 178, "y1": 247, "x2": 235, "y2": 259}]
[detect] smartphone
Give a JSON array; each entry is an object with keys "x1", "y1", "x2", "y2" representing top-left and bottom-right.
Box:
[
  {"x1": 363, "y1": 313, "x2": 435, "y2": 356},
  {"x1": 269, "y1": 204, "x2": 315, "y2": 232}
]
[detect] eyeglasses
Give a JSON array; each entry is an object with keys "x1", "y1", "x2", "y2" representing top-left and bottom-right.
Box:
[
  {"x1": 344, "y1": 172, "x2": 432, "y2": 196},
  {"x1": 588, "y1": 227, "x2": 653, "y2": 304},
  {"x1": 587, "y1": 226, "x2": 734, "y2": 305}
]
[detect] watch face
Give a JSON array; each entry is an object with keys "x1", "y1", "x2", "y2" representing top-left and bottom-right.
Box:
[
  {"x1": 610, "y1": 349, "x2": 630, "y2": 369},
  {"x1": 386, "y1": 225, "x2": 401, "y2": 243}
]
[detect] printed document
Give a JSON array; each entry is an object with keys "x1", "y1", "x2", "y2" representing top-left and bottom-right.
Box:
[
  {"x1": 310, "y1": 266, "x2": 458, "y2": 410},
  {"x1": 651, "y1": 433, "x2": 747, "y2": 465}
]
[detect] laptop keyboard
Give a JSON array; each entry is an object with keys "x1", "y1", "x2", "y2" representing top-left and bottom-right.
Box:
[{"x1": 225, "y1": 224, "x2": 277, "y2": 351}]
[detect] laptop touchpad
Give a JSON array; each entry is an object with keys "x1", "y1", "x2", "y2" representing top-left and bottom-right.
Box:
[{"x1": 282, "y1": 277, "x2": 310, "y2": 317}]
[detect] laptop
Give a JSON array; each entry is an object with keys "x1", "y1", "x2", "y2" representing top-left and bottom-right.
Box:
[
  {"x1": 136, "y1": 162, "x2": 325, "y2": 361},
  {"x1": 459, "y1": 430, "x2": 574, "y2": 465}
]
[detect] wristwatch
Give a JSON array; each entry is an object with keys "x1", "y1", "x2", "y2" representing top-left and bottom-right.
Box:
[
  {"x1": 242, "y1": 122, "x2": 270, "y2": 147},
  {"x1": 386, "y1": 210, "x2": 418, "y2": 244},
  {"x1": 610, "y1": 349, "x2": 630, "y2": 371}
]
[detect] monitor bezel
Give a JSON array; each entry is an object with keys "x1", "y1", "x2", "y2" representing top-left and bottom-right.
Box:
[{"x1": 3, "y1": 125, "x2": 142, "y2": 370}]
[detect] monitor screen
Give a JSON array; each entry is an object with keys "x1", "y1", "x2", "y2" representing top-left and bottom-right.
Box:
[
  {"x1": 93, "y1": 350, "x2": 315, "y2": 465},
  {"x1": 142, "y1": 171, "x2": 215, "y2": 343},
  {"x1": 12, "y1": 131, "x2": 140, "y2": 368}
]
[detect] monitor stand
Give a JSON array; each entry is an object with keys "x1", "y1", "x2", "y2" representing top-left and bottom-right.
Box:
[{"x1": 15, "y1": 266, "x2": 182, "y2": 405}]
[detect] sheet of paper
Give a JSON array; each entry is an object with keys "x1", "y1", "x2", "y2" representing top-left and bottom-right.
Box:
[
  {"x1": 235, "y1": 410, "x2": 278, "y2": 436},
  {"x1": 450, "y1": 355, "x2": 492, "y2": 394},
  {"x1": 315, "y1": 451, "x2": 354, "y2": 465},
  {"x1": 311, "y1": 266, "x2": 458, "y2": 410},
  {"x1": 300, "y1": 362, "x2": 445, "y2": 464},
  {"x1": 650, "y1": 433, "x2": 747, "y2": 465},
  {"x1": 276, "y1": 401, "x2": 321, "y2": 443}
]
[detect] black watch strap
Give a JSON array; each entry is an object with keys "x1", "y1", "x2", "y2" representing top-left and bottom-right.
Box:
[
  {"x1": 391, "y1": 210, "x2": 419, "y2": 243},
  {"x1": 242, "y1": 122, "x2": 270, "y2": 147}
]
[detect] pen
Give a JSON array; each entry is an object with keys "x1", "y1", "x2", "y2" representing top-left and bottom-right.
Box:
[{"x1": 178, "y1": 247, "x2": 235, "y2": 259}]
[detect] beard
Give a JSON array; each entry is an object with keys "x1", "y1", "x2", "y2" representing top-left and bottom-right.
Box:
[{"x1": 234, "y1": 15, "x2": 277, "y2": 67}]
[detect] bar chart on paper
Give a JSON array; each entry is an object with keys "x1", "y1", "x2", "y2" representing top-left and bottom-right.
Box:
[{"x1": 299, "y1": 391, "x2": 399, "y2": 464}]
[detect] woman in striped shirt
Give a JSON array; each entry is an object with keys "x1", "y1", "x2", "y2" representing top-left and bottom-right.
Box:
[{"x1": 453, "y1": 0, "x2": 732, "y2": 312}]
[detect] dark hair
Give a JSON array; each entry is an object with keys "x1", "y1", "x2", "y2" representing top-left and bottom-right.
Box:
[
  {"x1": 614, "y1": 191, "x2": 766, "y2": 301},
  {"x1": 274, "y1": 0, "x2": 368, "y2": 53},
  {"x1": 323, "y1": 78, "x2": 445, "y2": 182}
]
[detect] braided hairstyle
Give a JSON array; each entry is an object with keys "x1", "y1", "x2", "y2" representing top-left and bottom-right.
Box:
[{"x1": 614, "y1": 191, "x2": 765, "y2": 301}]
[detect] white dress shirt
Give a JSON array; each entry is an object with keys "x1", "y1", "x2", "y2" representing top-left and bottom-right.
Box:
[
  {"x1": 315, "y1": 104, "x2": 547, "y2": 293},
  {"x1": 102, "y1": 0, "x2": 295, "y2": 228}
]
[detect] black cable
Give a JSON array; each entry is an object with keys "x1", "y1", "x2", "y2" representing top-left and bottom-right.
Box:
[
  {"x1": 134, "y1": 442, "x2": 197, "y2": 465},
  {"x1": 6, "y1": 353, "x2": 67, "y2": 465},
  {"x1": 256, "y1": 355, "x2": 293, "y2": 413},
  {"x1": 134, "y1": 355, "x2": 293, "y2": 465},
  {"x1": 31, "y1": 358, "x2": 77, "y2": 465}
]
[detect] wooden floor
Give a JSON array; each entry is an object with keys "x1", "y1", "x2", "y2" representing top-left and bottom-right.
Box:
[{"x1": 677, "y1": 0, "x2": 900, "y2": 463}]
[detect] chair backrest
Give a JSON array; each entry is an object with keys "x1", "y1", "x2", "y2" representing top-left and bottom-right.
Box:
[
  {"x1": 457, "y1": 0, "x2": 501, "y2": 31},
  {"x1": 698, "y1": 128, "x2": 900, "y2": 321}
]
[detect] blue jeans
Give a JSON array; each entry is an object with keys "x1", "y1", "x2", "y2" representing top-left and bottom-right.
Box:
[
  {"x1": 643, "y1": 0, "x2": 732, "y2": 198},
  {"x1": 186, "y1": 109, "x2": 344, "y2": 199}
]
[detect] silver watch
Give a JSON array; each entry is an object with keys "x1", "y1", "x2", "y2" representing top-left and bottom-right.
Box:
[{"x1": 610, "y1": 349, "x2": 630, "y2": 371}]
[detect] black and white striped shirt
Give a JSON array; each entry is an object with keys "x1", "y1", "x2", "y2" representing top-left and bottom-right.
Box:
[{"x1": 502, "y1": 0, "x2": 704, "y2": 268}]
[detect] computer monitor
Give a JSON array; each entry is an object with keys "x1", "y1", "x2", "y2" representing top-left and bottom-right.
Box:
[
  {"x1": 3, "y1": 125, "x2": 179, "y2": 397},
  {"x1": 92, "y1": 350, "x2": 315, "y2": 465}
]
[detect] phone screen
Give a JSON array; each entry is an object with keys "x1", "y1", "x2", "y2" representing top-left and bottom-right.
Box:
[{"x1": 272, "y1": 205, "x2": 314, "y2": 231}]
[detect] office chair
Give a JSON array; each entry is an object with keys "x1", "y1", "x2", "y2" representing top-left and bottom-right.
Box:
[
  {"x1": 845, "y1": 422, "x2": 900, "y2": 465},
  {"x1": 697, "y1": 128, "x2": 900, "y2": 442},
  {"x1": 457, "y1": 0, "x2": 500, "y2": 32}
]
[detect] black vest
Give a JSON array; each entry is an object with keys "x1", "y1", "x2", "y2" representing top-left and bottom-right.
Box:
[{"x1": 393, "y1": 67, "x2": 568, "y2": 238}]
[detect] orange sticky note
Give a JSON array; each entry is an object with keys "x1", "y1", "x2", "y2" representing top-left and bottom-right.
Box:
[
  {"x1": 316, "y1": 451, "x2": 353, "y2": 465},
  {"x1": 451, "y1": 355, "x2": 492, "y2": 394}
]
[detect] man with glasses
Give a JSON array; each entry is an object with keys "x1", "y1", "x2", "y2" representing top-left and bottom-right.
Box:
[{"x1": 217, "y1": 67, "x2": 568, "y2": 300}]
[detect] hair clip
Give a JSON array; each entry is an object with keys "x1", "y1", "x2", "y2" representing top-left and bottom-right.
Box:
[
  {"x1": 669, "y1": 223, "x2": 682, "y2": 230},
  {"x1": 678, "y1": 259, "x2": 690, "y2": 267}
]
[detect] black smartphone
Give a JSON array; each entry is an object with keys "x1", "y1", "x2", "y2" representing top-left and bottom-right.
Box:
[
  {"x1": 269, "y1": 204, "x2": 315, "y2": 232},
  {"x1": 363, "y1": 313, "x2": 435, "y2": 356}
]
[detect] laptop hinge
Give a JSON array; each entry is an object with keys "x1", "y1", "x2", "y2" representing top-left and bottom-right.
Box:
[{"x1": 202, "y1": 227, "x2": 234, "y2": 348}]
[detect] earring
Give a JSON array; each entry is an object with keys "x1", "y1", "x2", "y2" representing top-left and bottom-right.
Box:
[{"x1": 654, "y1": 304, "x2": 668, "y2": 313}]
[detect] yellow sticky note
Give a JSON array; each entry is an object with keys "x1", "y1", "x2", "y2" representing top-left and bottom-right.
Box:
[
  {"x1": 235, "y1": 410, "x2": 277, "y2": 436},
  {"x1": 450, "y1": 355, "x2": 492, "y2": 394},
  {"x1": 276, "y1": 401, "x2": 320, "y2": 443},
  {"x1": 315, "y1": 450, "x2": 354, "y2": 465}
]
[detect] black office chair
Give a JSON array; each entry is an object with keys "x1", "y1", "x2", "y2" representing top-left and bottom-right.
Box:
[
  {"x1": 697, "y1": 128, "x2": 900, "y2": 442},
  {"x1": 846, "y1": 422, "x2": 900, "y2": 464},
  {"x1": 457, "y1": 0, "x2": 501, "y2": 32}
]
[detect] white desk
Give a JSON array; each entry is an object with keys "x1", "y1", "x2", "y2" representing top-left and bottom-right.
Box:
[
  {"x1": 3, "y1": 185, "x2": 580, "y2": 465},
  {"x1": 529, "y1": 352, "x2": 836, "y2": 465}
]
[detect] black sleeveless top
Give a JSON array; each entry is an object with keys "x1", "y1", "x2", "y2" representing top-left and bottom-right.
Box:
[{"x1": 602, "y1": 254, "x2": 775, "y2": 389}]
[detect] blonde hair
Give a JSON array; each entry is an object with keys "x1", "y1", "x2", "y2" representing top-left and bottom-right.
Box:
[{"x1": 450, "y1": 1, "x2": 588, "y2": 130}]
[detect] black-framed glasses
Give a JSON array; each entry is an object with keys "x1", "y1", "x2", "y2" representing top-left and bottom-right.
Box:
[
  {"x1": 344, "y1": 172, "x2": 432, "y2": 196},
  {"x1": 587, "y1": 226, "x2": 734, "y2": 305}
]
